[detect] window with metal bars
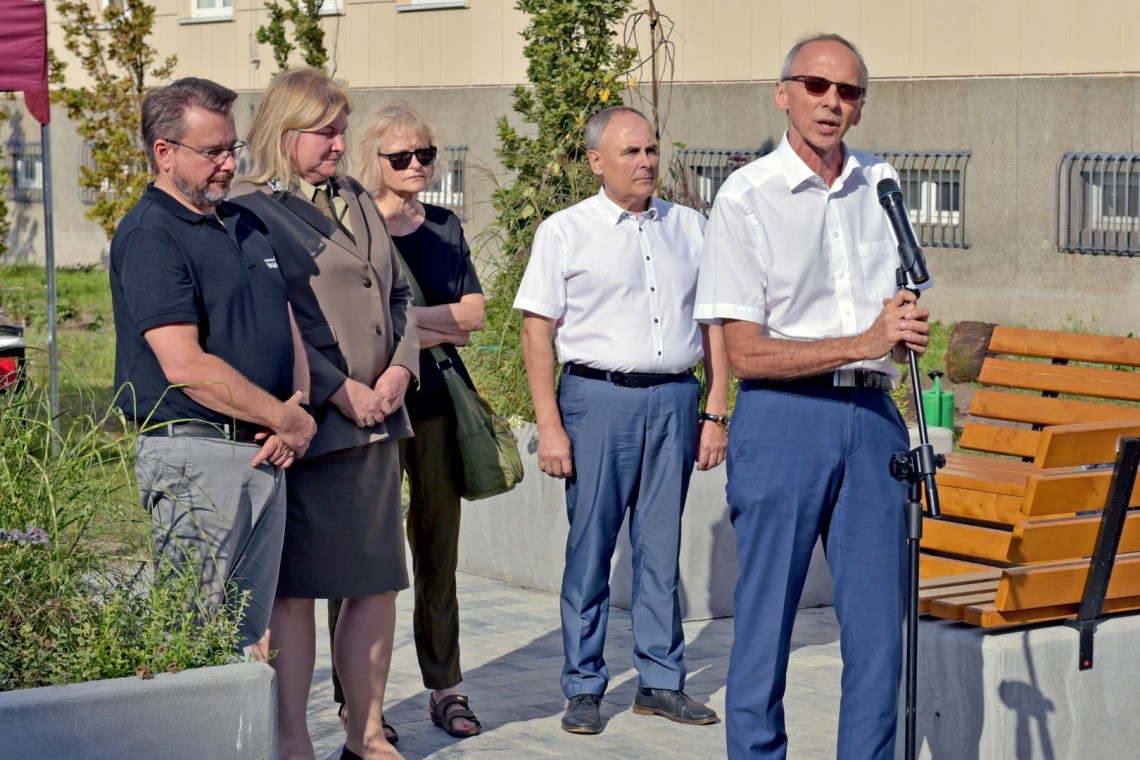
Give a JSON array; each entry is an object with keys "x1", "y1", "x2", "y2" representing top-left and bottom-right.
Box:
[
  {"x1": 6, "y1": 143, "x2": 43, "y2": 204},
  {"x1": 674, "y1": 147, "x2": 768, "y2": 208},
  {"x1": 419, "y1": 145, "x2": 467, "y2": 220},
  {"x1": 1057, "y1": 152, "x2": 1140, "y2": 256},
  {"x1": 879, "y1": 151, "x2": 970, "y2": 249}
]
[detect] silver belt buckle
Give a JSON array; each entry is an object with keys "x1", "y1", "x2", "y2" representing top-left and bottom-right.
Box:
[{"x1": 832, "y1": 369, "x2": 853, "y2": 387}]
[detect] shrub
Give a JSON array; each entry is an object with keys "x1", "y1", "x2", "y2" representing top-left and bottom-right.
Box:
[{"x1": 0, "y1": 376, "x2": 241, "y2": 692}]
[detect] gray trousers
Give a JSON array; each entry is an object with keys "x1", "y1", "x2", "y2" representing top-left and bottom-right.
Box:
[{"x1": 135, "y1": 434, "x2": 286, "y2": 648}]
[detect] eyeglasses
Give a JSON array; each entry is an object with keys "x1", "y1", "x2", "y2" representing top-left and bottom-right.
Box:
[
  {"x1": 782, "y1": 75, "x2": 866, "y2": 103},
  {"x1": 377, "y1": 146, "x2": 438, "y2": 171},
  {"x1": 164, "y1": 138, "x2": 247, "y2": 164}
]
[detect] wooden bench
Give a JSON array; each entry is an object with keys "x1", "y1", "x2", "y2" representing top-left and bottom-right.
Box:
[{"x1": 919, "y1": 326, "x2": 1140, "y2": 635}]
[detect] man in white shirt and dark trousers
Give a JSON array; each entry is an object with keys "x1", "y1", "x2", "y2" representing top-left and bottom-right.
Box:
[
  {"x1": 515, "y1": 106, "x2": 729, "y2": 736},
  {"x1": 695, "y1": 34, "x2": 931, "y2": 759}
]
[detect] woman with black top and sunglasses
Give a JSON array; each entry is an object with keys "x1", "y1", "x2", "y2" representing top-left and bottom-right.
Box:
[{"x1": 328, "y1": 101, "x2": 485, "y2": 741}]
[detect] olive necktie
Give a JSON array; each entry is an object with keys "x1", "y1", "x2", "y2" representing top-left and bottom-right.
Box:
[{"x1": 312, "y1": 182, "x2": 354, "y2": 243}]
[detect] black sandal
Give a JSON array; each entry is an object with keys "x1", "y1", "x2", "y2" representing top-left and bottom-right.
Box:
[
  {"x1": 429, "y1": 693, "x2": 483, "y2": 738},
  {"x1": 337, "y1": 703, "x2": 399, "y2": 744}
]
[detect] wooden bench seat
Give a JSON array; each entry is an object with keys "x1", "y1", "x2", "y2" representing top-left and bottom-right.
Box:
[{"x1": 918, "y1": 326, "x2": 1140, "y2": 630}]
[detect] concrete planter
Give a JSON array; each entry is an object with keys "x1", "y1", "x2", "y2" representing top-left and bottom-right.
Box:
[
  {"x1": 459, "y1": 424, "x2": 952, "y2": 620},
  {"x1": 0, "y1": 662, "x2": 277, "y2": 759}
]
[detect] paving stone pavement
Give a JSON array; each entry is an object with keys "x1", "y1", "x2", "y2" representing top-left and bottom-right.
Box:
[{"x1": 304, "y1": 568, "x2": 845, "y2": 759}]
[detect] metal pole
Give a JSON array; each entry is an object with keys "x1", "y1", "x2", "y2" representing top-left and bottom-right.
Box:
[{"x1": 41, "y1": 120, "x2": 59, "y2": 447}]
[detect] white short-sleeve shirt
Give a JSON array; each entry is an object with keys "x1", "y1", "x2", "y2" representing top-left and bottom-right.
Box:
[
  {"x1": 695, "y1": 133, "x2": 918, "y2": 377},
  {"x1": 514, "y1": 189, "x2": 707, "y2": 374}
]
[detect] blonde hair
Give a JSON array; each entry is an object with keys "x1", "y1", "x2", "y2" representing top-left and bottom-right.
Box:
[
  {"x1": 243, "y1": 67, "x2": 352, "y2": 185},
  {"x1": 350, "y1": 100, "x2": 438, "y2": 197}
]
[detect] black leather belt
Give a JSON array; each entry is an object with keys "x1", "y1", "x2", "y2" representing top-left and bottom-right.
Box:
[
  {"x1": 741, "y1": 369, "x2": 894, "y2": 392},
  {"x1": 563, "y1": 362, "x2": 692, "y2": 389},
  {"x1": 140, "y1": 421, "x2": 262, "y2": 443}
]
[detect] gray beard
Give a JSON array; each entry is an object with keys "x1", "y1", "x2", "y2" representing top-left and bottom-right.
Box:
[{"x1": 172, "y1": 172, "x2": 229, "y2": 210}]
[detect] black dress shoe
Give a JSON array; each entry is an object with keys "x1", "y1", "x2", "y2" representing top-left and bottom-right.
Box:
[
  {"x1": 632, "y1": 687, "x2": 720, "y2": 725},
  {"x1": 561, "y1": 693, "x2": 603, "y2": 734}
]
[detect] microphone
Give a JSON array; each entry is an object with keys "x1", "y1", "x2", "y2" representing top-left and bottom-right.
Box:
[{"x1": 876, "y1": 178, "x2": 929, "y2": 286}]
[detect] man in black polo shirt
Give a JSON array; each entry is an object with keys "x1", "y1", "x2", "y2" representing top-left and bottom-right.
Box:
[{"x1": 110, "y1": 77, "x2": 316, "y2": 648}]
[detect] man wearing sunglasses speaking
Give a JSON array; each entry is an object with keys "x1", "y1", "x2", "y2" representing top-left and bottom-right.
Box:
[
  {"x1": 110, "y1": 77, "x2": 317, "y2": 650},
  {"x1": 695, "y1": 34, "x2": 930, "y2": 759},
  {"x1": 515, "y1": 106, "x2": 730, "y2": 735}
]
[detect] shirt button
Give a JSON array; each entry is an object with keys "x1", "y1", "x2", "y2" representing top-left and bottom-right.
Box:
[
  {"x1": 839, "y1": 272, "x2": 846, "y2": 279},
  {"x1": 654, "y1": 319, "x2": 659, "y2": 323},
  {"x1": 833, "y1": 232, "x2": 839, "y2": 238},
  {"x1": 650, "y1": 287, "x2": 656, "y2": 292},
  {"x1": 374, "y1": 326, "x2": 383, "y2": 335},
  {"x1": 362, "y1": 279, "x2": 372, "y2": 288}
]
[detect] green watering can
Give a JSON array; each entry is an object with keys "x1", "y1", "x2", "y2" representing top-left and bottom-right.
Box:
[{"x1": 922, "y1": 370, "x2": 955, "y2": 429}]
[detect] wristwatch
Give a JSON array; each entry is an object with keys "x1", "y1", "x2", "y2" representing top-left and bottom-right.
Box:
[{"x1": 700, "y1": 412, "x2": 730, "y2": 431}]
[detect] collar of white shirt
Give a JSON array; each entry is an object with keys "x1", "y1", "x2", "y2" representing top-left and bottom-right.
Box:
[
  {"x1": 774, "y1": 133, "x2": 865, "y2": 193},
  {"x1": 593, "y1": 187, "x2": 661, "y2": 225}
]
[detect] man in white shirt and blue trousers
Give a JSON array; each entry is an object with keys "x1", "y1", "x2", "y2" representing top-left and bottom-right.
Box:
[
  {"x1": 695, "y1": 34, "x2": 931, "y2": 759},
  {"x1": 515, "y1": 105, "x2": 730, "y2": 736}
]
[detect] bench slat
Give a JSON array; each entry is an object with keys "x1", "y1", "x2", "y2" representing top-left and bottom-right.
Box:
[
  {"x1": 933, "y1": 486, "x2": 1027, "y2": 523},
  {"x1": 919, "y1": 554, "x2": 997, "y2": 579},
  {"x1": 968, "y1": 389, "x2": 1140, "y2": 426},
  {"x1": 919, "y1": 577, "x2": 1001, "y2": 614},
  {"x1": 1008, "y1": 513, "x2": 1140, "y2": 563},
  {"x1": 979, "y1": 358, "x2": 1140, "y2": 403},
  {"x1": 928, "y1": 592, "x2": 998, "y2": 620},
  {"x1": 959, "y1": 422, "x2": 1039, "y2": 459},
  {"x1": 921, "y1": 519, "x2": 1013, "y2": 562},
  {"x1": 994, "y1": 554, "x2": 1140, "y2": 611},
  {"x1": 988, "y1": 326, "x2": 1140, "y2": 367},
  {"x1": 963, "y1": 596, "x2": 1140, "y2": 627},
  {"x1": 1034, "y1": 420, "x2": 1140, "y2": 467},
  {"x1": 1022, "y1": 469, "x2": 1140, "y2": 517}
]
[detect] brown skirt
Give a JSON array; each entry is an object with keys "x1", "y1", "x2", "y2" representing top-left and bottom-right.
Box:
[{"x1": 276, "y1": 439, "x2": 409, "y2": 599}]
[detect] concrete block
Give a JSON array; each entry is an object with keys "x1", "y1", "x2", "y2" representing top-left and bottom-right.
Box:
[
  {"x1": 909, "y1": 615, "x2": 1140, "y2": 759},
  {"x1": 0, "y1": 662, "x2": 277, "y2": 759}
]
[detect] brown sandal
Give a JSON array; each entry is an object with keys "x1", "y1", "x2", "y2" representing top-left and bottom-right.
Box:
[{"x1": 429, "y1": 693, "x2": 483, "y2": 738}]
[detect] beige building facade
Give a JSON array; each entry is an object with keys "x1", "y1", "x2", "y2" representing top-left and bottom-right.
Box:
[{"x1": 5, "y1": 0, "x2": 1140, "y2": 332}]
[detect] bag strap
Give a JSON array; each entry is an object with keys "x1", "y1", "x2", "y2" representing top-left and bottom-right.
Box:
[{"x1": 391, "y1": 245, "x2": 454, "y2": 373}]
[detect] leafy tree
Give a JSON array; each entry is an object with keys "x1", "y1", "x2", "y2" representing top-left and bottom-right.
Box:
[
  {"x1": 256, "y1": 0, "x2": 330, "y2": 73},
  {"x1": 54, "y1": 0, "x2": 176, "y2": 240},
  {"x1": 470, "y1": 0, "x2": 636, "y2": 419}
]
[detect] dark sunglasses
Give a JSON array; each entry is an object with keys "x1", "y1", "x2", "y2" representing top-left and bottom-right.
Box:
[
  {"x1": 782, "y1": 75, "x2": 866, "y2": 102},
  {"x1": 377, "y1": 146, "x2": 438, "y2": 170}
]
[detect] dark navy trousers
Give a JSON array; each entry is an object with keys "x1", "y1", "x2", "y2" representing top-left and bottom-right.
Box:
[
  {"x1": 725, "y1": 384, "x2": 908, "y2": 759},
  {"x1": 557, "y1": 372, "x2": 702, "y2": 699}
]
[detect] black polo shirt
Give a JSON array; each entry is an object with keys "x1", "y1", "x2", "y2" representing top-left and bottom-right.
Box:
[{"x1": 110, "y1": 184, "x2": 294, "y2": 426}]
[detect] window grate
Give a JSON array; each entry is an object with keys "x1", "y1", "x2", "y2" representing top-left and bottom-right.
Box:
[
  {"x1": 419, "y1": 145, "x2": 467, "y2": 221},
  {"x1": 879, "y1": 151, "x2": 971, "y2": 249},
  {"x1": 675, "y1": 147, "x2": 768, "y2": 208},
  {"x1": 1057, "y1": 152, "x2": 1140, "y2": 256},
  {"x1": 5, "y1": 142, "x2": 44, "y2": 204}
]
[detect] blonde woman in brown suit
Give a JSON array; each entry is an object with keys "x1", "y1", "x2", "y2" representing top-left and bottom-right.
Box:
[{"x1": 231, "y1": 68, "x2": 416, "y2": 760}]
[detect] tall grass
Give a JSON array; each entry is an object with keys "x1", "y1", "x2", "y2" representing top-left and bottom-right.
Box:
[{"x1": 0, "y1": 376, "x2": 242, "y2": 691}]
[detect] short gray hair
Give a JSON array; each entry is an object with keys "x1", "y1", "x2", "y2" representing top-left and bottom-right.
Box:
[
  {"x1": 780, "y1": 33, "x2": 868, "y2": 90},
  {"x1": 350, "y1": 100, "x2": 438, "y2": 197},
  {"x1": 141, "y1": 78, "x2": 237, "y2": 173},
  {"x1": 584, "y1": 106, "x2": 652, "y2": 151}
]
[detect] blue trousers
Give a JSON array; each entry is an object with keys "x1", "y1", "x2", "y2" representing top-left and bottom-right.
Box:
[
  {"x1": 725, "y1": 385, "x2": 908, "y2": 760},
  {"x1": 557, "y1": 372, "x2": 701, "y2": 699}
]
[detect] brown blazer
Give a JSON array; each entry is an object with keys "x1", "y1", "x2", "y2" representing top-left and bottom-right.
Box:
[{"x1": 230, "y1": 175, "x2": 419, "y2": 460}]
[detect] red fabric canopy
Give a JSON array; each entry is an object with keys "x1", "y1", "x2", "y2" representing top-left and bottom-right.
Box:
[{"x1": 0, "y1": 0, "x2": 50, "y2": 125}]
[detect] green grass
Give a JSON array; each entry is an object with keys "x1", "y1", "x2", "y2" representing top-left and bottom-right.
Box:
[{"x1": 1, "y1": 265, "x2": 118, "y2": 416}]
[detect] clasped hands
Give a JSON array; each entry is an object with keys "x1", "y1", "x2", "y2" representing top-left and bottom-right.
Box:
[{"x1": 332, "y1": 366, "x2": 411, "y2": 429}]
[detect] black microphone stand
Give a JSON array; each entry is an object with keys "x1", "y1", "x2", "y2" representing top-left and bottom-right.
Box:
[{"x1": 889, "y1": 264, "x2": 945, "y2": 760}]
